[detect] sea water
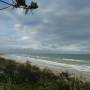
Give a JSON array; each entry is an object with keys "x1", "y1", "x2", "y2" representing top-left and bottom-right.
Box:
[{"x1": 2, "y1": 52, "x2": 90, "y2": 73}]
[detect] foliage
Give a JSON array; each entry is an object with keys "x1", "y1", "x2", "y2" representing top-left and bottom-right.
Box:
[{"x1": 0, "y1": 57, "x2": 90, "y2": 90}]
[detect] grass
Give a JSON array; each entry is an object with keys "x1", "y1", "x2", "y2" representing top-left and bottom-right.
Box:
[{"x1": 0, "y1": 57, "x2": 90, "y2": 90}]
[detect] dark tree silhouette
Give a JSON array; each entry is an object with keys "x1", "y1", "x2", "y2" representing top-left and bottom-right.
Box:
[{"x1": 0, "y1": 0, "x2": 39, "y2": 14}]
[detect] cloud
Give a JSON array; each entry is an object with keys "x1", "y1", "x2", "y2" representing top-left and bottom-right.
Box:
[{"x1": 0, "y1": 0, "x2": 90, "y2": 53}]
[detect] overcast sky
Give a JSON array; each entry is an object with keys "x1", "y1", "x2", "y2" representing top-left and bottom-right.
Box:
[{"x1": 0, "y1": 0, "x2": 90, "y2": 54}]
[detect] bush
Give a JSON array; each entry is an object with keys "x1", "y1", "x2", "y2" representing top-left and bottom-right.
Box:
[{"x1": 0, "y1": 57, "x2": 90, "y2": 90}]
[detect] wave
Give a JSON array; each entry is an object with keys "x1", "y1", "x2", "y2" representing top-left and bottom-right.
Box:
[
  {"x1": 62, "y1": 58, "x2": 85, "y2": 62},
  {"x1": 29, "y1": 56, "x2": 85, "y2": 63},
  {"x1": 30, "y1": 58, "x2": 90, "y2": 72},
  {"x1": 1, "y1": 54, "x2": 90, "y2": 72}
]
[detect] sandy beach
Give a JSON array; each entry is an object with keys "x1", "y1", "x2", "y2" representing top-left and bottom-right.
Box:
[{"x1": 0, "y1": 54, "x2": 90, "y2": 82}]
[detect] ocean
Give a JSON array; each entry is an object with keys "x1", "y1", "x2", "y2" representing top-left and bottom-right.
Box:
[
  {"x1": 26, "y1": 53, "x2": 90, "y2": 72},
  {"x1": 1, "y1": 52, "x2": 90, "y2": 73}
]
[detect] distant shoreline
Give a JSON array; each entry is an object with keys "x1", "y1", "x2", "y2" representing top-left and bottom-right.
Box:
[{"x1": 0, "y1": 54, "x2": 90, "y2": 82}]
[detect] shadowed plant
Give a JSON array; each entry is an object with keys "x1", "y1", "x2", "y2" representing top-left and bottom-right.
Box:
[{"x1": 0, "y1": 57, "x2": 90, "y2": 90}]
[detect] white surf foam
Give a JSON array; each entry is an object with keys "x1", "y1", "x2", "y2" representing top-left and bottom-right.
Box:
[
  {"x1": 62, "y1": 58, "x2": 84, "y2": 62},
  {"x1": 1, "y1": 54, "x2": 90, "y2": 73}
]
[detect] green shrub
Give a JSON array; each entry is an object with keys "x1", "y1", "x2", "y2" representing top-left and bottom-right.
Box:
[{"x1": 0, "y1": 57, "x2": 90, "y2": 90}]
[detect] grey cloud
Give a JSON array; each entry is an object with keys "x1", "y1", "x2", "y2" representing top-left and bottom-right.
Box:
[
  {"x1": 67, "y1": 0, "x2": 90, "y2": 10},
  {"x1": 0, "y1": 0, "x2": 90, "y2": 53}
]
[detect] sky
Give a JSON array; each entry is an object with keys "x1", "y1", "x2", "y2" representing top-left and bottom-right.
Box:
[{"x1": 0, "y1": 0, "x2": 90, "y2": 54}]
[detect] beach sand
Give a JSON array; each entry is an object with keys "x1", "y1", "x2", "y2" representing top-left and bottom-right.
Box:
[{"x1": 0, "y1": 54, "x2": 90, "y2": 82}]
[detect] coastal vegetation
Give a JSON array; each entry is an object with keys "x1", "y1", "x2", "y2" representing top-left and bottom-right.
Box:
[{"x1": 0, "y1": 57, "x2": 90, "y2": 90}]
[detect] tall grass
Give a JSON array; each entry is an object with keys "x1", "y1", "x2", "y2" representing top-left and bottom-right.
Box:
[{"x1": 0, "y1": 57, "x2": 90, "y2": 90}]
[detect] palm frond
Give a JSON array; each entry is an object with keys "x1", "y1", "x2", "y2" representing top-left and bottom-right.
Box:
[{"x1": 25, "y1": 8, "x2": 29, "y2": 14}]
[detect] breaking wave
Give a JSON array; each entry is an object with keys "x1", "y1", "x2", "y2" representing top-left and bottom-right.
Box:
[{"x1": 1, "y1": 54, "x2": 90, "y2": 73}]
